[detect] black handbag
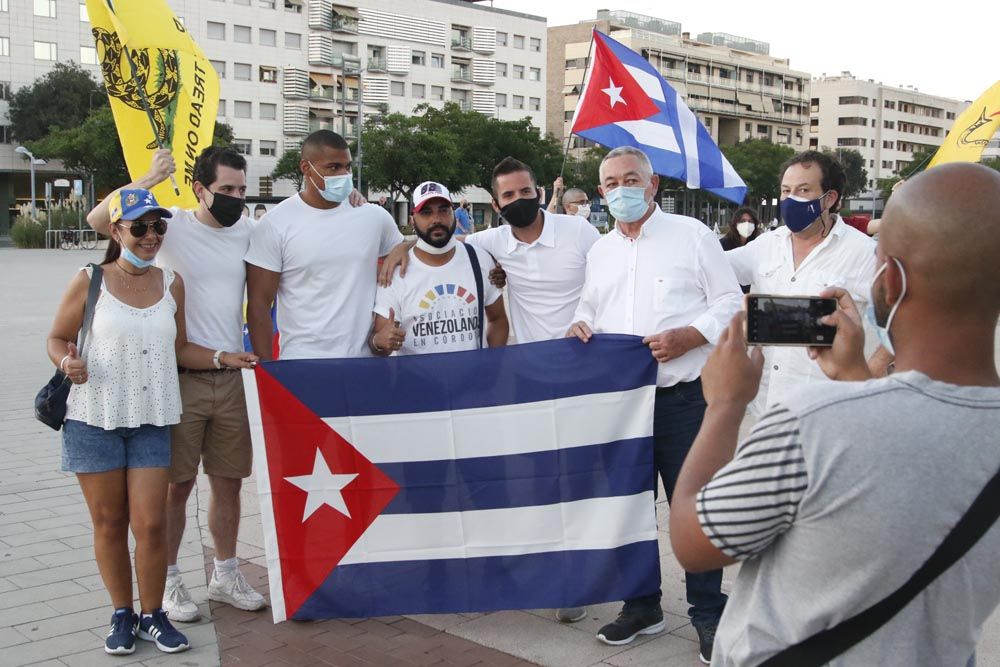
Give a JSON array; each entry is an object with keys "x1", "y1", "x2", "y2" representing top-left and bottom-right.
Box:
[{"x1": 34, "y1": 264, "x2": 104, "y2": 431}]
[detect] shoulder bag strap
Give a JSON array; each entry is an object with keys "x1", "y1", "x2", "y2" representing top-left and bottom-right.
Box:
[
  {"x1": 759, "y1": 464, "x2": 1000, "y2": 666},
  {"x1": 77, "y1": 263, "x2": 104, "y2": 357},
  {"x1": 463, "y1": 243, "x2": 485, "y2": 349}
]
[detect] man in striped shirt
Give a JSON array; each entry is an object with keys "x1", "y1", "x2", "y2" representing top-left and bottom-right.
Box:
[{"x1": 669, "y1": 162, "x2": 1000, "y2": 666}]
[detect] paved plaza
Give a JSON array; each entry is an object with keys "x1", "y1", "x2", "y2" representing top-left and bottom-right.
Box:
[{"x1": 0, "y1": 248, "x2": 997, "y2": 666}]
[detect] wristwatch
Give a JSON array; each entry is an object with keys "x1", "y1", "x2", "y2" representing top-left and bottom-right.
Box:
[{"x1": 212, "y1": 350, "x2": 224, "y2": 369}]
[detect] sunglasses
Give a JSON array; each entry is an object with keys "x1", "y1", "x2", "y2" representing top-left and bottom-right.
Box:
[{"x1": 116, "y1": 219, "x2": 168, "y2": 237}]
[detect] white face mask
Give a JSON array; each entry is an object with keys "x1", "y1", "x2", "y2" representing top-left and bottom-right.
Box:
[
  {"x1": 863, "y1": 257, "x2": 907, "y2": 356},
  {"x1": 736, "y1": 221, "x2": 755, "y2": 238},
  {"x1": 574, "y1": 204, "x2": 591, "y2": 219}
]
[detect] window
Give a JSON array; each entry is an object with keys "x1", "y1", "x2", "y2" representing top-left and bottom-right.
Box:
[
  {"x1": 513, "y1": 95, "x2": 524, "y2": 109},
  {"x1": 412, "y1": 50, "x2": 425, "y2": 66},
  {"x1": 757, "y1": 124, "x2": 769, "y2": 134},
  {"x1": 234, "y1": 25, "x2": 252, "y2": 43},
  {"x1": 946, "y1": 111, "x2": 955, "y2": 120},
  {"x1": 260, "y1": 103, "x2": 277, "y2": 120},
  {"x1": 431, "y1": 85, "x2": 444, "y2": 100},
  {"x1": 744, "y1": 122, "x2": 752, "y2": 132},
  {"x1": 838, "y1": 117, "x2": 868, "y2": 126},
  {"x1": 837, "y1": 137, "x2": 865, "y2": 147},
  {"x1": 33, "y1": 41, "x2": 57, "y2": 60},
  {"x1": 391, "y1": 81, "x2": 405, "y2": 96},
  {"x1": 564, "y1": 110, "x2": 574, "y2": 121},
  {"x1": 284, "y1": 0, "x2": 302, "y2": 11},
  {"x1": 529, "y1": 97, "x2": 540, "y2": 111},
  {"x1": 259, "y1": 66, "x2": 278, "y2": 83},
  {"x1": 882, "y1": 160, "x2": 893, "y2": 169},
  {"x1": 210, "y1": 60, "x2": 226, "y2": 78},
  {"x1": 80, "y1": 46, "x2": 97, "y2": 65},
  {"x1": 285, "y1": 32, "x2": 301, "y2": 48},
  {"x1": 513, "y1": 64, "x2": 524, "y2": 80},
  {"x1": 496, "y1": 93, "x2": 507, "y2": 108},
  {"x1": 513, "y1": 34, "x2": 524, "y2": 49},
  {"x1": 259, "y1": 0, "x2": 275, "y2": 7},
  {"x1": 260, "y1": 140, "x2": 277, "y2": 157},
  {"x1": 884, "y1": 120, "x2": 895, "y2": 129},
  {"x1": 234, "y1": 101, "x2": 252, "y2": 118},
  {"x1": 529, "y1": 67, "x2": 541, "y2": 82},
  {"x1": 431, "y1": 53, "x2": 444, "y2": 68},
  {"x1": 884, "y1": 99, "x2": 896, "y2": 109},
  {"x1": 234, "y1": 139, "x2": 252, "y2": 155},
  {"x1": 0, "y1": 125, "x2": 11, "y2": 143},
  {"x1": 1, "y1": 0, "x2": 8, "y2": 12},
  {"x1": 412, "y1": 83, "x2": 425, "y2": 99},
  {"x1": 838, "y1": 95, "x2": 868, "y2": 105},
  {"x1": 0, "y1": 82, "x2": 11, "y2": 101},
  {"x1": 235, "y1": 0, "x2": 250, "y2": 4},
  {"x1": 207, "y1": 22, "x2": 225, "y2": 40},
  {"x1": 79, "y1": 1, "x2": 87, "y2": 21},
  {"x1": 234, "y1": 63, "x2": 251, "y2": 80},
  {"x1": 34, "y1": 0, "x2": 55, "y2": 17},
  {"x1": 883, "y1": 140, "x2": 894, "y2": 149},
  {"x1": 218, "y1": 100, "x2": 226, "y2": 117},
  {"x1": 496, "y1": 32, "x2": 507, "y2": 47},
  {"x1": 259, "y1": 29, "x2": 276, "y2": 46},
  {"x1": 530, "y1": 37, "x2": 541, "y2": 52},
  {"x1": 496, "y1": 62, "x2": 507, "y2": 78},
  {"x1": 0, "y1": 37, "x2": 6, "y2": 57}
]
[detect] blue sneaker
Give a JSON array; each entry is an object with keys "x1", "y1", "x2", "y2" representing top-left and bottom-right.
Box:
[
  {"x1": 104, "y1": 608, "x2": 137, "y2": 655},
  {"x1": 137, "y1": 609, "x2": 190, "y2": 653}
]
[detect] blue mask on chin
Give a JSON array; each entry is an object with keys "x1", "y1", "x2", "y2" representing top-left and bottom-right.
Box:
[{"x1": 119, "y1": 243, "x2": 154, "y2": 269}]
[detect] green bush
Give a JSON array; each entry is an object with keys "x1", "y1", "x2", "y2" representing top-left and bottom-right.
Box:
[{"x1": 11, "y1": 217, "x2": 46, "y2": 248}]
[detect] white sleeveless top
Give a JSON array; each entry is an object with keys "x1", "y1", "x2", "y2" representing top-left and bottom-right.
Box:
[{"x1": 66, "y1": 265, "x2": 182, "y2": 429}]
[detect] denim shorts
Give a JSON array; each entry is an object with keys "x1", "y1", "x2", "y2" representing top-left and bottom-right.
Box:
[{"x1": 62, "y1": 419, "x2": 171, "y2": 473}]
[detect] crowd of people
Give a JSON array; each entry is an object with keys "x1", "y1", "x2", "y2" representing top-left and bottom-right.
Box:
[{"x1": 44, "y1": 130, "x2": 999, "y2": 664}]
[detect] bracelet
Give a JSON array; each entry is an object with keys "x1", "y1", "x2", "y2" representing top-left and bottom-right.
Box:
[
  {"x1": 59, "y1": 354, "x2": 71, "y2": 372},
  {"x1": 213, "y1": 350, "x2": 224, "y2": 369},
  {"x1": 369, "y1": 332, "x2": 385, "y2": 354}
]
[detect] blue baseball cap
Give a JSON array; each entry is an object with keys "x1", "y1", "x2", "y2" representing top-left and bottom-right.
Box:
[{"x1": 108, "y1": 188, "x2": 173, "y2": 223}]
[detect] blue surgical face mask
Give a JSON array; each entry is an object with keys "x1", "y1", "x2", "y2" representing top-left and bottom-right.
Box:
[
  {"x1": 779, "y1": 192, "x2": 829, "y2": 233},
  {"x1": 863, "y1": 257, "x2": 907, "y2": 356},
  {"x1": 605, "y1": 186, "x2": 650, "y2": 223},
  {"x1": 308, "y1": 162, "x2": 353, "y2": 203},
  {"x1": 119, "y1": 241, "x2": 155, "y2": 269}
]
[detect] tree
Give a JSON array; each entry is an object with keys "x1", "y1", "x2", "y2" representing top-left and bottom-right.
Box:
[
  {"x1": 898, "y1": 146, "x2": 937, "y2": 179},
  {"x1": 721, "y1": 140, "x2": 795, "y2": 205},
  {"x1": 212, "y1": 121, "x2": 234, "y2": 148},
  {"x1": 9, "y1": 62, "x2": 107, "y2": 143},
  {"x1": 563, "y1": 146, "x2": 607, "y2": 195},
  {"x1": 828, "y1": 148, "x2": 868, "y2": 199},
  {"x1": 271, "y1": 148, "x2": 304, "y2": 191},
  {"x1": 28, "y1": 106, "x2": 127, "y2": 191}
]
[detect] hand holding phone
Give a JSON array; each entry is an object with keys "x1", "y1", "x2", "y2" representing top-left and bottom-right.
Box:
[
  {"x1": 806, "y1": 288, "x2": 873, "y2": 381},
  {"x1": 746, "y1": 295, "x2": 837, "y2": 346}
]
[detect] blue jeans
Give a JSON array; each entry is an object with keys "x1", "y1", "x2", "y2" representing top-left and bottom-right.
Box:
[{"x1": 622, "y1": 379, "x2": 728, "y2": 628}]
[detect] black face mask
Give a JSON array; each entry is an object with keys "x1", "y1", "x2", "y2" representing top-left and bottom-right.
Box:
[
  {"x1": 499, "y1": 194, "x2": 540, "y2": 228},
  {"x1": 206, "y1": 191, "x2": 245, "y2": 227}
]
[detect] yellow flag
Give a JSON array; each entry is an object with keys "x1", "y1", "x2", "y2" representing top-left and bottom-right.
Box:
[
  {"x1": 87, "y1": 0, "x2": 219, "y2": 209},
  {"x1": 928, "y1": 80, "x2": 1000, "y2": 169}
]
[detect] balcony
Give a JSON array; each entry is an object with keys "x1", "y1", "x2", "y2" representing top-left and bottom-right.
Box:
[
  {"x1": 367, "y1": 57, "x2": 387, "y2": 72},
  {"x1": 452, "y1": 36, "x2": 472, "y2": 51},
  {"x1": 331, "y1": 16, "x2": 358, "y2": 33},
  {"x1": 452, "y1": 99, "x2": 471, "y2": 111},
  {"x1": 452, "y1": 67, "x2": 472, "y2": 83}
]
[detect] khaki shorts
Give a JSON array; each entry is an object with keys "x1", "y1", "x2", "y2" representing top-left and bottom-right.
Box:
[{"x1": 169, "y1": 370, "x2": 252, "y2": 484}]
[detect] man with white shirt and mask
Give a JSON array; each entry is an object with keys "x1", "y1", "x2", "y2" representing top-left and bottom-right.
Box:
[
  {"x1": 567, "y1": 146, "x2": 742, "y2": 662},
  {"x1": 724, "y1": 150, "x2": 886, "y2": 414}
]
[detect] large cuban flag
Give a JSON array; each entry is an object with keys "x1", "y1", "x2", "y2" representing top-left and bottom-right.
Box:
[
  {"x1": 571, "y1": 30, "x2": 747, "y2": 204},
  {"x1": 243, "y1": 335, "x2": 661, "y2": 622}
]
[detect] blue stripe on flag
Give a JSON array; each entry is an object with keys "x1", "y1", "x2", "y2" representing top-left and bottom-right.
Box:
[
  {"x1": 260, "y1": 334, "x2": 656, "y2": 418},
  {"x1": 379, "y1": 437, "x2": 653, "y2": 515},
  {"x1": 292, "y1": 541, "x2": 661, "y2": 619}
]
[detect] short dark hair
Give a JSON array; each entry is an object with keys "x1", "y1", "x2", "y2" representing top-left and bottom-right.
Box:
[
  {"x1": 302, "y1": 129, "x2": 349, "y2": 155},
  {"x1": 491, "y1": 156, "x2": 535, "y2": 199},
  {"x1": 192, "y1": 146, "x2": 246, "y2": 190},
  {"x1": 779, "y1": 150, "x2": 847, "y2": 213}
]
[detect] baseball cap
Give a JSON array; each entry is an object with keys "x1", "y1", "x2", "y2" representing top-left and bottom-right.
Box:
[
  {"x1": 412, "y1": 181, "x2": 452, "y2": 213},
  {"x1": 108, "y1": 188, "x2": 173, "y2": 223}
]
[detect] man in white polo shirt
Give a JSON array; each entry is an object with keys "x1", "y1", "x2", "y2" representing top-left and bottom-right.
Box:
[
  {"x1": 245, "y1": 130, "x2": 406, "y2": 360},
  {"x1": 567, "y1": 146, "x2": 743, "y2": 662},
  {"x1": 370, "y1": 181, "x2": 507, "y2": 355}
]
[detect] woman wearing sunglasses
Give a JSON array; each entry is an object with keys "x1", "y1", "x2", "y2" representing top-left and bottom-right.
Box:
[{"x1": 45, "y1": 188, "x2": 258, "y2": 656}]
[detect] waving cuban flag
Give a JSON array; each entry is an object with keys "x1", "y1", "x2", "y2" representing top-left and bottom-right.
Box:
[
  {"x1": 244, "y1": 336, "x2": 661, "y2": 621},
  {"x1": 571, "y1": 30, "x2": 747, "y2": 204}
]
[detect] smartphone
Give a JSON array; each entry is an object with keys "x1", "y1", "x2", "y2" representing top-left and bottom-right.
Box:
[{"x1": 746, "y1": 295, "x2": 837, "y2": 346}]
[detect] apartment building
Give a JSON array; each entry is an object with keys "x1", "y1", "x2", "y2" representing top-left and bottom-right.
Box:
[
  {"x1": 548, "y1": 10, "x2": 810, "y2": 160},
  {"x1": 0, "y1": 0, "x2": 547, "y2": 233},
  {"x1": 809, "y1": 72, "x2": 969, "y2": 211}
]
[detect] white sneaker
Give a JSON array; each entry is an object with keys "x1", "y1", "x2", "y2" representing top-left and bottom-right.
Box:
[
  {"x1": 162, "y1": 575, "x2": 200, "y2": 623},
  {"x1": 208, "y1": 568, "x2": 267, "y2": 611}
]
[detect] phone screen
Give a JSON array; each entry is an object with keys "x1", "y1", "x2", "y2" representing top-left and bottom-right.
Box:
[{"x1": 747, "y1": 295, "x2": 837, "y2": 346}]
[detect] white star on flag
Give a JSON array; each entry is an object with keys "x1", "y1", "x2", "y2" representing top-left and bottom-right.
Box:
[
  {"x1": 602, "y1": 77, "x2": 626, "y2": 109},
  {"x1": 285, "y1": 449, "x2": 358, "y2": 522}
]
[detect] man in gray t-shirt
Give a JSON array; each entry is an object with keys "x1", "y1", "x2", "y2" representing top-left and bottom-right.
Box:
[{"x1": 668, "y1": 162, "x2": 1000, "y2": 666}]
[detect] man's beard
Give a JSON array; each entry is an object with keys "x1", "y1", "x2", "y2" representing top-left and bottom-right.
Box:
[{"x1": 416, "y1": 222, "x2": 455, "y2": 248}]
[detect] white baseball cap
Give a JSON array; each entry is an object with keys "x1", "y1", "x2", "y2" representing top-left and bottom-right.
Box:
[{"x1": 412, "y1": 181, "x2": 452, "y2": 213}]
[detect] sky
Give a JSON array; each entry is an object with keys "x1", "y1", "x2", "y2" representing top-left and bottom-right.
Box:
[{"x1": 489, "y1": 0, "x2": 991, "y2": 102}]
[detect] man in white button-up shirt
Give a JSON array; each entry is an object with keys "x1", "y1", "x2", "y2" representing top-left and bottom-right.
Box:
[
  {"x1": 568, "y1": 147, "x2": 742, "y2": 660},
  {"x1": 725, "y1": 151, "x2": 883, "y2": 414}
]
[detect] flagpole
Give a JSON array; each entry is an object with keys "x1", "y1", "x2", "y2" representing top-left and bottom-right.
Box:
[
  {"x1": 558, "y1": 30, "x2": 598, "y2": 181},
  {"x1": 105, "y1": 0, "x2": 182, "y2": 197}
]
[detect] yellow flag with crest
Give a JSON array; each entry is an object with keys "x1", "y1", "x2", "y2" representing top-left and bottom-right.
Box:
[{"x1": 928, "y1": 81, "x2": 1000, "y2": 169}]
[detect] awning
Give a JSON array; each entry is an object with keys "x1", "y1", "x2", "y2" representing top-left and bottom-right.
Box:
[
  {"x1": 711, "y1": 87, "x2": 736, "y2": 101},
  {"x1": 737, "y1": 91, "x2": 766, "y2": 112},
  {"x1": 686, "y1": 83, "x2": 710, "y2": 97},
  {"x1": 309, "y1": 72, "x2": 336, "y2": 87},
  {"x1": 309, "y1": 107, "x2": 335, "y2": 119},
  {"x1": 562, "y1": 84, "x2": 580, "y2": 95},
  {"x1": 332, "y1": 4, "x2": 358, "y2": 18},
  {"x1": 285, "y1": 0, "x2": 303, "y2": 5}
]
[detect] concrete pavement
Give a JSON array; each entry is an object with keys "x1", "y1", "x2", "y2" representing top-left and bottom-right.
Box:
[{"x1": 1, "y1": 248, "x2": 997, "y2": 666}]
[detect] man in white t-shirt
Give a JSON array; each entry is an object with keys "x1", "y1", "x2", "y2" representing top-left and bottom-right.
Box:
[
  {"x1": 86, "y1": 146, "x2": 268, "y2": 622},
  {"x1": 371, "y1": 182, "x2": 507, "y2": 356},
  {"x1": 245, "y1": 130, "x2": 406, "y2": 360}
]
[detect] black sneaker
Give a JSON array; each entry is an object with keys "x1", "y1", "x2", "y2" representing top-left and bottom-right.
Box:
[
  {"x1": 596, "y1": 608, "x2": 665, "y2": 646},
  {"x1": 104, "y1": 608, "x2": 137, "y2": 655},
  {"x1": 138, "y1": 608, "x2": 190, "y2": 653},
  {"x1": 695, "y1": 622, "x2": 718, "y2": 664}
]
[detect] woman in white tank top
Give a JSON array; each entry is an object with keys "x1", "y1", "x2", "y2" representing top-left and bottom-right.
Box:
[{"x1": 45, "y1": 189, "x2": 257, "y2": 656}]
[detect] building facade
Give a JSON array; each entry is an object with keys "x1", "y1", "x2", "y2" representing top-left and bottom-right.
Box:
[{"x1": 0, "y1": 0, "x2": 547, "y2": 233}]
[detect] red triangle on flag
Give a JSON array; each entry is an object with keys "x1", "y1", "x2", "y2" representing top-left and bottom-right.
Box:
[
  {"x1": 571, "y1": 31, "x2": 661, "y2": 133},
  {"x1": 254, "y1": 366, "x2": 400, "y2": 620}
]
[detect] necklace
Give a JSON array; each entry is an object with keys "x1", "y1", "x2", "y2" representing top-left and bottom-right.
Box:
[
  {"x1": 115, "y1": 260, "x2": 148, "y2": 277},
  {"x1": 115, "y1": 262, "x2": 152, "y2": 293}
]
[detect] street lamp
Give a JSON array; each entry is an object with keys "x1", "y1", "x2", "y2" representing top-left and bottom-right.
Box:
[{"x1": 14, "y1": 146, "x2": 42, "y2": 221}]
